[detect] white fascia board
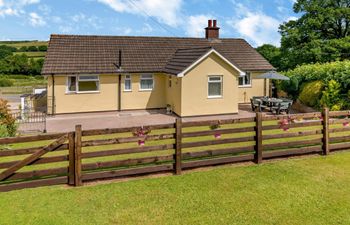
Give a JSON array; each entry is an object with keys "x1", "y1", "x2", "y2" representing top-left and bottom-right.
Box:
[{"x1": 177, "y1": 49, "x2": 245, "y2": 77}]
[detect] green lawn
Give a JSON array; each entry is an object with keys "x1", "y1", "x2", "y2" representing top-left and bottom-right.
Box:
[{"x1": 0, "y1": 151, "x2": 350, "y2": 225}]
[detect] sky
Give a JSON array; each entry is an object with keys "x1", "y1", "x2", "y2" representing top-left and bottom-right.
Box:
[{"x1": 0, "y1": 0, "x2": 299, "y2": 47}]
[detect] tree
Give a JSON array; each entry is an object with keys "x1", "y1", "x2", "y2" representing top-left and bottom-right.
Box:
[
  {"x1": 38, "y1": 45, "x2": 47, "y2": 51},
  {"x1": 29, "y1": 58, "x2": 44, "y2": 75},
  {"x1": 0, "y1": 98, "x2": 17, "y2": 137},
  {"x1": 5, "y1": 54, "x2": 30, "y2": 75},
  {"x1": 256, "y1": 44, "x2": 282, "y2": 70},
  {"x1": 279, "y1": 0, "x2": 350, "y2": 70},
  {"x1": 19, "y1": 46, "x2": 28, "y2": 52},
  {"x1": 0, "y1": 45, "x2": 16, "y2": 60},
  {"x1": 27, "y1": 46, "x2": 38, "y2": 51}
]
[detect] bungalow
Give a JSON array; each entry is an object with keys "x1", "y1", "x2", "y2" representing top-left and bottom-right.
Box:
[{"x1": 42, "y1": 20, "x2": 274, "y2": 117}]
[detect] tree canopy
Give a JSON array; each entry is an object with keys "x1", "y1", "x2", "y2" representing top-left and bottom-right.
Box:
[{"x1": 278, "y1": 0, "x2": 350, "y2": 70}]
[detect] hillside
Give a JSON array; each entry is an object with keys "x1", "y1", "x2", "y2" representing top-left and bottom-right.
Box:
[{"x1": 0, "y1": 40, "x2": 48, "y2": 60}]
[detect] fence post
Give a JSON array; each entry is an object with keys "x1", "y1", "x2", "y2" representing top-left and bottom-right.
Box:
[
  {"x1": 254, "y1": 112, "x2": 263, "y2": 164},
  {"x1": 74, "y1": 125, "x2": 83, "y2": 186},
  {"x1": 175, "y1": 118, "x2": 182, "y2": 175},
  {"x1": 68, "y1": 131, "x2": 75, "y2": 185},
  {"x1": 322, "y1": 107, "x2": 330, "y2": 155}
]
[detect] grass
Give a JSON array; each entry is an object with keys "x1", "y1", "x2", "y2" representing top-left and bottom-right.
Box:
[
  {"x1": 2, "y1": 41, "x2": 48, "y2": 48},
  {"x1": 13, "y1": 51, "x2": 46, "y2": 59},
  {"x1": 0, "y1": 75, "x2": 46, "y2": 91},
  {"x1": 0, "y1": 151, "x2": 350, "y2": 225}
]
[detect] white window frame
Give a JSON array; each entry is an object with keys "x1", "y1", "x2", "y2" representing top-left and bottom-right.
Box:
[
  {"x1": 139, "y1": 74, "x2": 154, "y2": 91},
  {"x1": 124, "y1": 74, "x2": 132, "y2": 92},
  {"x1": 66, "y1": 75, "x2": 100, "y2": 94},
  {"x1": 66, "y1": 75, "x2": 77, "y2": 93},
  {"x1": 208, "y1": 75, "x2": 223, "y2": 98},
  {"x1": 238, "y1": 72, "x2": 251, "y2": 87}
]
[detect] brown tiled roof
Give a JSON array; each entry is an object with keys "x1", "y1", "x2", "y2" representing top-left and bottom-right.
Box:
[
  {"x1": 164, "y1": 47, "x2": 213, "y2": 75},
  {"x1": 42, "y1": 34, "x2": 274, "y2": 75}
]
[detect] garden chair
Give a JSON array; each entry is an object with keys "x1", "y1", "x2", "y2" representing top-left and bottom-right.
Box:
[
  {"x1": 272, "y1": 102, "x2": 292, "y2": 115},
  {"x1": 250, "y1": 98, "x2": 267, "y2": 112}
]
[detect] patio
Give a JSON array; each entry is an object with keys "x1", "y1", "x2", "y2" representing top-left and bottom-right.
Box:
[
  {"x1": 44, "y1": 104, "x2": 300, "y2": 133},
  {"x1": 45, "y1": 107, "x2": 255, "y2": 133}
]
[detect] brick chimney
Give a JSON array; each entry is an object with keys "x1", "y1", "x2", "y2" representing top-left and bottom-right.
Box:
[{"x1": 205, "y1": 19, "x2": 220, "y2": 39}]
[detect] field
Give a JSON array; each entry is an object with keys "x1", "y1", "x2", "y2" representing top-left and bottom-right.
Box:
[
  {"x1": 0, "y1": 41, "x2": 48, "y2": 60},
  {"x1": 2, "y1": 41, "x2": 48, "y2": 48},
  {"x1": 0, "y1": 151, "x2": 349, "y2": 225},
  {"x1": 13, "y1": 51, "x2": 46, "y2": 59},
  {"x1": 0, "y1": 75, "x2": 46, "y2": 92}
]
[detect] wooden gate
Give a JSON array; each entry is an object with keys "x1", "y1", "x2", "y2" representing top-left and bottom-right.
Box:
[{"x1": 0, "y1": 134, "x2": 70, "y2": 192}]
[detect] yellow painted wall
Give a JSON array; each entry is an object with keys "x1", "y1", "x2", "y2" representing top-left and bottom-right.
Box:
[
  {"x1": 180, "y1": 53, "x2": 239, "y2": 117},
  {"x1": 121, "y1": 73, "x2": 166, "y2": 110},
  {"x1": 46, "y1": 63, "x2": 267, "y2": 115},
  {"x1": 238, "y1": 72, "x2": 269, "y2": 103},
  {"x1": 47, "y1": 74, "x2": 118, "y2": 114},
  {"x1": 165, "y1": 75, "x2": 182, "y2": 116}
]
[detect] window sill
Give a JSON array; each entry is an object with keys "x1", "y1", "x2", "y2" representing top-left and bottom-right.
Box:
[
  {"x1": 139, "y1": 89, "x2": 153, "y2": 92},
  {"x1": 65, "y1": 91, "x2": 100, "y2": 94},
  {"x1": 238, "y1": 85, "x2": 252, "y2": 88},
  {"x1": 208, "y1": 96, "x2": 223, "y2": 99},
  {"x1": 123, "y1": 90, "x2": 132, "y2": 92}
]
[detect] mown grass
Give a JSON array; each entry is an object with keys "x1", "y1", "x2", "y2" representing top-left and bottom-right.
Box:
[{"x1": 0, "y1": 150, "x2": 350, "y2": 225}]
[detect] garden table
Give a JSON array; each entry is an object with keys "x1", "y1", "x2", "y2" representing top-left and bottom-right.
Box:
[{"x1": 262, "y1": 98, "x2": 284, "y2": 113}]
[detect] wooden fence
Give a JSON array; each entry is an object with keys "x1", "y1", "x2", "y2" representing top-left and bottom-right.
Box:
[{"x1": 1, "y1": 108, "x2": 350, "y2": 192}]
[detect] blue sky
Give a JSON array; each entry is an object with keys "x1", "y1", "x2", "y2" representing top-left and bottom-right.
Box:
[{"x1": 0, "y1": 0, "x2": 298, "y2": 47}]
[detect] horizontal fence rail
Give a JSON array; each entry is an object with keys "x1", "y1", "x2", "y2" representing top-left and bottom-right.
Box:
[{"x1": 2, "y1": 108, "x2": 350, "y2": 191}]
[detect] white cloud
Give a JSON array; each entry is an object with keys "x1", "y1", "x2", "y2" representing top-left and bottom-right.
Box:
[
  {"x1": 0, "y1": 0, "x2": 40, "y2": 17},
  {"x1": 96, "y1": 0, "x2": 183, "y2": 27},
  {"x1": 140, "y1": 23, "x2": 153, "y2": 33},
  {"x1": 230, "y1": 13, "x2": 280, "y2": 46},
  {"x1": 29, "y1": 12, "x2": 46, "y2": 27},
  {"x1": 227, "y1": 0, "x2": 287, "y2": 47},
  {"x1": 0, "y1": 7, "x2": 18, "y2": 17},
  {"x1": 70, "y1": 13, "x2": 102, "y2": 30},
  {"x1": 185, "y1": 14, "x2": 212, "y2": 37}
]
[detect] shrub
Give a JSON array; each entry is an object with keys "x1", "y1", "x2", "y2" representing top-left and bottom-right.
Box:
[
  {"x1": 282, "y1": 60, "x2": 350, "y2": 92},
  {"x1": 19, "y1": 46, "x2": 28, "y2": 52},
  {"x1": 0, "y1": 99, "x2": 17, "y2": 137},
  {"x1": 27, "y1": 46, "x2": 38, "y2": 51},
  {"x1": 0, "y1": 78, "x2": 14, "y2": 87},
  {"x1": 38, "y1": 45, "x2": 47, "y2": 51},
  {"x1": 320, "y1": 80, "x2": 345, "y2": 111},
  {"x1": 298, "y1": 81, "x2": 324, "y2": 108},
  {"x1": 6, "y1": 74, "x2": 29, "y2": 79},
  {"x1": 0, "y1": 124, "x2": 8, "y2": 138}
]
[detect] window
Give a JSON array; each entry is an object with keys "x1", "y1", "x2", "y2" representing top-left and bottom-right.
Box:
[
  {"x1": 78, "y1": 75, "x2": 99, "y2": 92},
  {"x1": 238, "y1": 72, "x2": 251, "y2": 87},
  {"x1": 67, "y1": 76, "x2": 76, "y2": 92},
  {"x1": 140, "y1": 74, "x2": 154, "y2": 91},
  {"x1": 66, "y1": 75, "x2": 100, "y2": 93},
  {"x1": 208, "y1": 76, "x2": 222, "y2": 98},
  {"x1": 124, "y1": 75, "x2": 131, "y2": 91}
]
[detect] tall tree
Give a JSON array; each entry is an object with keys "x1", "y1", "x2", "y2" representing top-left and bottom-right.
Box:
[
  {"x1": 279, "y1": 0, "x2": 350, "y2": 70},
  {"x1": 256, "y1": 44, "x2": 282, "y2": 70}
]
